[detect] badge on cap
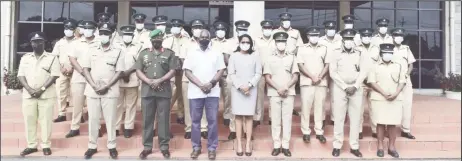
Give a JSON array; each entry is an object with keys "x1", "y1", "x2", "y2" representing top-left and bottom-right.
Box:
[{"x1": 34, "y1": 34, "x2": 40, "y2": 38}]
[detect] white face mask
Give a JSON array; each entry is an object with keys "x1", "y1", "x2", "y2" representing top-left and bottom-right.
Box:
[
  {"x1": 276, "y1": 42, "x2": 286, "y2": 51},
  {"x1": 239, "y1": 43, "x2": 250, "y2": 51},
  {"x1": 122, "y1": 35, "x2": 133, "y2": 43},
  {"x1": 77, "y1": 27, "x2": 84, "y2": 35},
  {"x1": 156, "y1": 25, "x2": 166, "y2": 32},
  {"x1": 382, "y1": 53, "x2": 393, "y2": 62},
  {"x1": 309, "y1": 36, "x2": 319, "y2": 44},
  {"x1": 344, "y1": 24, "x2": 354, "y2": 29},
  {"x1": 263, "y1": 29, "x2": 272, "y2": 37},
  {"x1": 216, "y1": 30, "x2": 226, "y2": 38},
  {"x1": 379, "y1": 27, "x2": 388, "y2": 34},
  {"x1": 100, "y1": 35, "x2": 110, "y2": 44},
  {"x1": 361, "y1": 37, "x2": 371, "y2": 44},
  {"x1": 83, "y1": 29, "x2": 94, "y2": 38},
  {"x1": 171, "y1": 27, "x2": 181, "y2": 35},
  {"x1": 135, "y1": 23, "x2": 144, "y2": 30},
  {"x1": 193, "y1": 29, "x2": 202, "y2": 38},
  {"x1": 237, "y1": 30, "x2": 248, "y2": 37},
  {"x1": 282, "y1": 21, "x2": 291, "y2": 29},
  {"x1": 343, "y1": 40, "x2": 355, "y2": 49},
  {"x1": 326, "y1": 29, "x2": 336, "y2": 37},
  {"x1": 394, "y1": 36, "x2": 404, "y2": 44},
  {"x1": 64, "y1": 29, "x2": 74, "y2": 37}
]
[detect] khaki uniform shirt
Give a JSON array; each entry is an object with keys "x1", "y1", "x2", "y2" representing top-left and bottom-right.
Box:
[
  {"x1": 117, "y1": 43, "x2": 143, "y2": 87},
  {"x1": 68, "y1": 38, "x2": 100, "y2": 83},
  {"x1": 371, "y1": 33, "x2": 393, "y2": 47},
  {"x1": 17, "y1": 52, "x2": 60, "y2": 99},
  {"x1": 179, "y1": 38, "x2": 200, "y2": 82},
  {"x1": 368, "y1": 61, "x2": 406, "y2": 101},
  {"x1": 319, "y1": 34, "x2": 343, "y2": 63},
  {"x1": 81, "y1": 45, "x2": 125, "y2": 98},
  {"x1": 133, "y1": 28, "x2": 151, "y2": 46},
  {"x1": 263, "y1": 51, "x2": 299, "y2": 97},
  {"x1": 133, "y1": 48, "x2": 178, "y2": 98},
  {"x1": 162, "y1": 34, "x2": 189, "y2": 81},
  {"x1": 296, "y1": 43, "x2": 328, "y2": 87},
  {"x1": 273, "y1": 27, "x2": 303, "y2": 55},
  {"x1": 328, "y1": 47, "x2": 368, "y2": 90},
  {"x1": 355, "y1": 44, "x2": 380, "y2": 85},
  {"x1": 392, "y1": 45, "x2": 416, "y2": 86},
  {"x1": 51, "y1": 37, "x2": 78, "y2": 70},
  {"x1": 254, "y1": 36, "x2": 275, "y2": 66},
  {"x1": 211, "y1": 38, "x2": 233, "y2": 77}
]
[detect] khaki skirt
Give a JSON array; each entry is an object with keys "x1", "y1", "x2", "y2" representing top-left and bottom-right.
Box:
[{"x1": 371, "y1": 100, "x2": 403, "y2": 125}]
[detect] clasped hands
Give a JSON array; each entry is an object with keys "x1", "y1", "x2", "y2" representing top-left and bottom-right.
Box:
[
  {"x1": 27, "y1": 88, "x2": 44, "y2": 98},
  {"x1": 60, "y1": 66, "x2": 73, "y2": 76},
  {"x1": 91, "y1": 84, "x2": 110, "y2": 95},
  {"x1": 381, "y1": 91, "x2": 399, "y2": 101},
  {"x1": 238, "y1": 84, "x2": 251, "y2": 96}
]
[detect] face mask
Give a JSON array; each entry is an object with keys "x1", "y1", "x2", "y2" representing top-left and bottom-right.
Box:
[
  {"x1": 31, "y1": 42, "x2": 45, "y2": 53},
  {"x1": 151, "y1": 40, "x2": 163, "y2": 49},
  {"x1": 309, "y1": 36, "x2": 319, "y2": 44},
  {"x1": 77, "y1": 27, "x2": 84, "y2": 35},
  {"x1": 382, "y1": 53, "x2": 393, "y2": 62},
  {"x1": 379, "y1": 27, "x2": 387, "y2": 34},
  {"x1": 193, "y1": 29, "x2": 202, "y2": 38},
  {"x1": 64, "y1": 29, "x2": 74, "y2": 37},
  {"x1": 343, "y1": 40, "x2": 355, "y2": 49},
  {"x1": 100, "y1": 35, "x2": 110, "y2": 44},
  {"x1": 344, "y1": 24, "x2": 354, "y2": 29},
  {"x1": 237, "y1": 30, "x2": 248, "y2": 37},
  {"x1": 171, "y1": 27, "x2": 181, "y2": 35},
  {"x1": 83, "y1": 29, "x2": 94, "y2": 38},
  {"x1": 216, "y1": 30, "x2": 226, "y2": 38},
  {"x1": 156, "y1": 25, "x2": 166, "y2": 33},
  {"x1": 361, "y1": 37, "x2": 371, "y2": 44},
  {"x1": 263, "y1": 29, "x2": 272, "y2": 37},
  {"x1": 122, "y1": 35, "x2": 133, "y2": 43},
  {"x1": 394, "y1": 36, "x2": 404, "y2": 44},
  {"x1": 276, "y1": 42, "x2": 286, "y2": 51},
  {"x1": 326, "y1": 29, "x2": 336, "y2": 37},
  {"x1": 239, "y1": 43, "x2": 250, "y2": 51},
  {"x1": 199, "y1": 39, "x2": 210, "y2": 49},
  {"x1": 135, "y1": 23, "x2": 144, "y2": 30},
  {"x1": 282, "y1": 21, "x2": 291, "y2": 29}
]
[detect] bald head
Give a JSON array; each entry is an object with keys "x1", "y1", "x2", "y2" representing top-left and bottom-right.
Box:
[{"x1": 199, "y1": 29, "x2": 211, "y2": 40}]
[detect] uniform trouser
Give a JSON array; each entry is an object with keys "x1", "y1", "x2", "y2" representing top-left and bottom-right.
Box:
[
  {"x1": 116, "y1": 87, "x2": 138, "y2": 130},
  {"x1": 183, "y1": 82, "x2": 207, "y2": 132},
  {"x1": 401, "y1": 85, "x2": 413, "y2": 133},
  {"x1": 360, "y1": 87, "x2": 374, "y2": 133},
  {"x1": 300, "y1": 86, "x2": 327, "y2": 135},
  {"x1": 56, "y1": 74, "x2": 72, "y2": 116},
  {"x1": 87, "y1": 97, "x2": 117, "y2": 149},
  {"x1": 22, "y1": 98, "x2": 55, "y2": 148},
  {"x1": 142, "y1": 96, "x2": 170, "y2": 150},
  {"x1": 70, "y1": 83, "x2": 86, "y2": 130},
  {"x1": 329, "y1": 79, "x2": 335, "y2": 122},
  {"x1": 171, "y1": 73, "x2": 185, "y2": 118},
  {"x1": 253, "y1": 78, "x2": 266, "y2": 122},
  {"x1": 220, "y1": 77, "x2": 234, "y2": 132},
  {"x1": 332, "y1": 85, "x2": 363, "y2": 150},
  {"x1": 270, "y1": 96, "x2": 295, "y2": 149},
  {"x1": 190, "y1": 97, "x2": 219, "y2": 151}
]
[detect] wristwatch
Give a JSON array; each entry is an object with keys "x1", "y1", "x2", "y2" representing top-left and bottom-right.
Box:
[
  {"x1": 40, "y1": 87, "x2": 46, "y2": 91},
  {"x1": 248, "y1": 83, "x2": 253, "y2": 88}
]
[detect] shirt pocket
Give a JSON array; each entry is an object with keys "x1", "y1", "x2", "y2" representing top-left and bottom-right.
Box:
[
  {"x1": 390, "y1": 67, "x2": 401, "y2": 83},
  {"x1": 40, "y1": 57, "x2": 54, "y2": 74},
  {"x1": 160, "y1": 56, "x2": 170, "y2": 71},
  {"x1": 105, "y1": 54, "x2": 119, "y2": 69}
]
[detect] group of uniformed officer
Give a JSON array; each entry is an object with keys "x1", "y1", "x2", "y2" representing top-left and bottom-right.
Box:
[{"x1": 18, "y1": 11, "x2": 415, "y2": 159}]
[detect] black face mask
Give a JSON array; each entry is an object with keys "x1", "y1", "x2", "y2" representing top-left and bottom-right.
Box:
[
  {"x1": 151, "y1": 40, "x2": 163, "y2": 49},
  {"x1": 199, "y1": 39, "x2": 210, "y2": 50},
  {"x1": 31, "y1": 42, "x2": 45, "y2": 53}
]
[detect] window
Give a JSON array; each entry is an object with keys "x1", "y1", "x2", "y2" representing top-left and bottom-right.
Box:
[{"x1": 351, "y1": 1, "x2": 444, "y2": 88}]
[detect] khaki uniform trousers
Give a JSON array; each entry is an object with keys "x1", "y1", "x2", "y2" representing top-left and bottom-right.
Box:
[
  {"x1": 360, "y1": 86, "x2": 374, "y2": 133},
  {"x1": 332, "y1": 85, "x2": 363, "y2": 150},
  {"x1": 116, "y1": 87, "x2": 139, "y2": 130},
  {"x1": 183, "y1": 82, "x2": 207, "y2": 132},
  {"x1": 401, "y1": 85, "x2": 413, "y2": 133},
  {"x1": 70, "y1": 83, "x2": 86, "y2": 130},
  {"x1": 253, "y1": 77, "x2": 266, "y2": 122},
  {"x1": 22, "y1": 98, "x2": 55, "y2": 148},
  {"x1": 87, "y1": 97, "x2": 118, "y2": 149},
  {"x1": 171, "y1": 73, "x2": 185, "y2": 118},
  {"x1": 270, "y1": 96, "x2": 295, "y2": 149},
  {"x1": 221, "y1": 77, "x2": 234, "y2": 132},
  {"x1": 328, "y1": 79, "x2": 335, "y2": 122},
  {"x1": 300, "y1": 86, "x2": 327, "y2": 135},
  {"x1": 56, "y1": 73, "x2": 72, "y2": 116}
]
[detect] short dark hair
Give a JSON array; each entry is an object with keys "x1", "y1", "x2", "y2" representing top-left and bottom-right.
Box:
[{"x1": 234, "y1": 34, "x2": 255, "y2": 54}]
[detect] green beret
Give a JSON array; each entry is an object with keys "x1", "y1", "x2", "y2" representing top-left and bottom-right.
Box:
[{"x1": 149, "y1": 29, "x2": 164, "y2": 38}]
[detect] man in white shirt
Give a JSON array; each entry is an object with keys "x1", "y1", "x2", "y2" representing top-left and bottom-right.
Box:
[{"x1": 183, "y1": 29, "x2": 225, "y2": 160}]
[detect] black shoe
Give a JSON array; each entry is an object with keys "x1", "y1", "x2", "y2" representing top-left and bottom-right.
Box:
[
  {"x1": 316, "y1": 135, "x2": 326, "y2": 143},
  {"x1": 268, "y1": 120, "x2": 272, "y2": 125},
  {"x1": 236, "y1": 151, "x2": 243, "y2": 156},
  {"x1": 228, "y1": 132, "x2": 236, "y2": 140},
  {"x1": 377, "y1": 149, "x2": 384, "y2": 157},
  {"x1": 84, "y1": 148, "x2": 97, "y2": 159},
  {"x1": 201, "y1": 131, "x2": 208, "y2": 139},
  {"x1": 208, "y1": 150, "x2": 216, "y2": 160},
  {"x1": 224, "y1": 119, "x2": 230, "y2": 126},
  {"x1": 43, "y1": 148, "x2": 52, "y2": 156},
  {"x1": 372, "y1": 133, "x2": 377, "y2": 138},
  {"x1": 116, "y1": 130, "x2": 120, "y2": 137},
  {"x1": 302, "y1": 135, "x2": 310, "y2": 143},
  {"x1": 388, "y1": 149, "x2": 400, "y2": 158},
  {"x1": 292, "y1": 110, "x2": 299, "y2": 116},
  {"x1": 184, "y1": 132, "x2": 191, "y2": 139},
  {"x1": 253, "y1": 120, "x2": 260, "y2": 128},
  {"x1": 53, "y1": 116, "x2": 66, "y2": 123},
  {"x1": 80, "y1": 116, "x2": 85, "y2": 123},
  {"x1": 161, "y1": 150, "x2": 171, "y2": 159},
  {"x1": 108, "y1": 148, "x2": 118, "y2": 159},
  {"x1": 124, "y1": 129, "x2": 133, "y2": 138},
  {"x1": 359, "y1": 132, "x2": 363, "y2": 139},
  {"x1": 20, "y1": 148, "x2": 38, "y2": 157},
  {"x1": 176, "y1": 117, "x2": 185, "y2": 124},
  {"x1": 350, "y1": 149, "x2": 363, "y2": 157},
  {"x1": 139, "y1": 149, "x2": 152, "y2": 160},
  {"x1": 190, "y1": 149, "x2": 201, "y2": 159},
  {"x1": 65, "y1": 130, "x2": 80, "y2": 138},
  {"x1": 271, "y1": 148, "x2": 281, "y2": 156},
  {"x1": 401, "y1": 132, "x2": 416, "y2": 139},
  {"x1": 282, "y1": 148, "x2": 291, "y2": 157},
  {"x1": 332, "y1": 148, "x2": 340, "y2": 157}
]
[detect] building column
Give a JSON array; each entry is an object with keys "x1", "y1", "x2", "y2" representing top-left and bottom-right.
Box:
[
  {"x1": 339, "y1": 1, "x2": 350, "y2": 30},
  {"x1": 233, "y1": 1, "x2": 265, "y2": 38},
  {"x1": 117, "y1": 1, "x2": 130, "y2": 30}
]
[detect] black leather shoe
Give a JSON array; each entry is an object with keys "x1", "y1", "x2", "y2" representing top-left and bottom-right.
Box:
[
  {"x1": 108, "y1": 148, "x2": 118, "y2": 159},
  {"x1": 282, "y1": 148, "x2": 291, "y2": 157},
  {"x1": 271, "y1": 148, "x2": 281, "y2": 156},
  {"x1": 176, "y1": 117, "x2": 185, "y2": 124},
  {"x1": 253, "y1": 120, "x2": 260, "y2": 128},
  {"x1": 350, "y1": 149, "x2": 363, "y2": 157},
  {"x1": 190, "y1": 149, "x2": 201, "y2": 159},
  {"x1": 201, "y1": 131, "x2": 208, "y2": 139},
  {"x1": 53, "y1": 116, "x2": 66, "y2": 123},
  {"x1": 116, "y1": 130, "x2": 120, "y2": 137},
  {"x1": 43, "y1": 148, "x2": 52, "y2": 156},
  {"x1": 161, "y1": 150, "x2": 171, "y2": 159},
  {"x1": 20, "y1": 148, "x2": 38, "y2": 157},
  {"x1": 139, "y1": 149, "x2": 152, "y2": 160},
  {"x1": 124, "y1": 129, "x2": 133, "y2": 138},
  {"x1": 359, "y1": 132, "x2": 363, "y2": 139},
  {"x1": 377, "y1": 149, "x2": 384, "y2": 157},
  {"x1": 401, "y1": 132, "x2": 416, "y2": 139},
  {"x1": 236, "y1": 150, "x2": 243, "y2": 156},
  {"x1": 388, "y1": 149, "x2": 400, "y2": 158},
  {"x1": 302, "y1": 135, "x2": 310, "y2": 143},
  {"x1": 372, "y1": 133, "x2": 377, "y2": 138},
  {"x1": 80, "y1": 116, "x2": 85, "y2": 123},
  {"x1": 65, "y1": 130, "x2": 80, "y2": 138},
  {"x1": 228, "y1": 132, "x2": 236, "y2": 140},
  {"x1": 208, "y1": 150, "x2": 216, "y2": 160},
  {"x1": 332, "y1": 148, "x2": 340, "y2": 157},
  {"x1": 84, "y1": 148, "x2": 97, "y2": 159},
  {"x1": 224, "y1": 119, "x2": 230, "y2": 126},
  {"x1": 316, "y1": 135, "x2": 326, "y2": 143},
  {"x1": 292, "y1": 110, "x2": 299, "y2": 116},
  {"x1": 184, "y1": 132, "x2": 191, "y2": 139}
]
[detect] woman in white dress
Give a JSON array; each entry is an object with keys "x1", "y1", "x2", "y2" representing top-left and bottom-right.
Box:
[{"x1": 228, "y1": 34, "x2": 262, "y2": 156}]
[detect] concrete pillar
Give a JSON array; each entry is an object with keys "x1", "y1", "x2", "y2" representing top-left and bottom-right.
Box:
[
  {"x1": 339, "y1": 1, "x2": 350, "y2": 30},
  {"x1": 117, "y1": 1, "x2": 130, "y2": 30},
  {"x1": 233, "y1": 1, "x2": 265, "y2": 38}
]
